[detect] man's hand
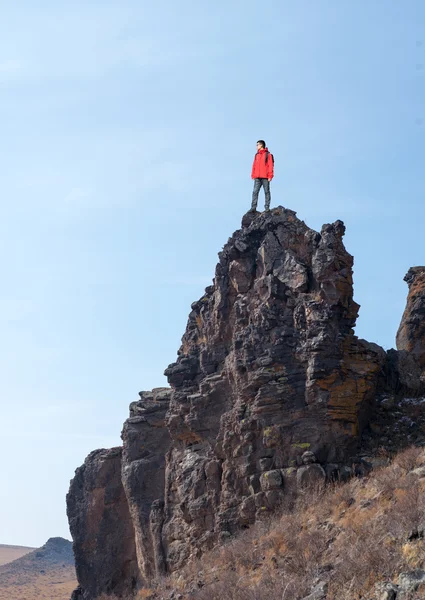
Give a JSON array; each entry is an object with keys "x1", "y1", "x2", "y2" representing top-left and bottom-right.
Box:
[{"x1": 268, "y1": 178, "x2": 271, "y2": 182}]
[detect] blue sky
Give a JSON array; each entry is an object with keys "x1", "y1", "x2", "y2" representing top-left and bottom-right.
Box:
[{"x1": 0, "y1": 1, "x2": 424, "y2": 547}]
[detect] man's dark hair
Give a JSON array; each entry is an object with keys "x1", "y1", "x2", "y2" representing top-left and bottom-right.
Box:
[{"x1": 257, "y1": 140, "x2": 266, "y2": 148}]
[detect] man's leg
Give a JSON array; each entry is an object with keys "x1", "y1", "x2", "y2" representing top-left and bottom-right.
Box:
[
  {"x1": 251, "y1": 178, "x2": 262, "y2": 210},
  {"x1": 263, "y1": 179, "x2": 271, "y2": 211}
]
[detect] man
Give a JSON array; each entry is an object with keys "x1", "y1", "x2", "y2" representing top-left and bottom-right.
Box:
[{"x1": 251, "y1": 140, "x2": 274, "y2": 212}]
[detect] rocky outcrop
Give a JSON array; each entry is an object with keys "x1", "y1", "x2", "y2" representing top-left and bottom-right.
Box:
[
  {"x1": 0, "y1": 537, "x2": 75, "y2": 585},
  {"x1": 67, "y1": 207, "x2": 425, "y2": 599},
  {"x1": 397, "y1": 267, "x2": 425, "y2": 376},
  {"x1": 161, "y1": 207, "x2": 385, "y2": 570},
  {"x1": 66, "y1": 448, "x2": 138, "y2": 599},
  {"x1": 374, "y1": 570, "x2": 425, "y2": 599},
  {"x1": 121, "y1": 388, "x2": 172, "y2": 581}
]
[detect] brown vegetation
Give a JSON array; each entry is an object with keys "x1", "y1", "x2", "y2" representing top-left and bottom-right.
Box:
[
  {"x1": 0, "y1": 567, "x2": 76, "y2": 600},
  {"x1": 0, "y1": 538, "x2": 76, "y2": 600},
  {"x1": 0, "y1": 545, "x2": 34, "y2": 567},
  {"x1": 131, "y1": 446, "x2": 425, "y2": 600}
]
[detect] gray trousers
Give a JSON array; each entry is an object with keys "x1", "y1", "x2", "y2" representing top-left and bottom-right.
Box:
[{"x1": 251, "y1": 178, "x2": 271, "y2": 210}]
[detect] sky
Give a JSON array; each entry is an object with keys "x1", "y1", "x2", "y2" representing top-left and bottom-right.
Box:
[{"x1": 0, "y1": 1, "x2": 424, "y2": 547}]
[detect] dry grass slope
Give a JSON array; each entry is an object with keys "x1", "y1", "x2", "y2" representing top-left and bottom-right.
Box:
[
  {"x1": 129, "y1": 446, "x2": 425, "y2": 600},
  {"x1": 0, "y1": 545, "x2": 34, "y2": 567},
  {"x1": 0, "y1": 538, "x2": 76, "y2": 600},
  {"x1": 0, "y1": 569, "x2": 76, "y2": 600}
]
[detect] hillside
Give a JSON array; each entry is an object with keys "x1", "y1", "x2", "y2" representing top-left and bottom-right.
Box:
[
  {"x1": 0, "y1": 545, "x2": 34, "y2": 566},
  {"x1": 144, "y1": 446, "x2": 425, "y2": 599},
  {"x1": 0, "y1": 537, "x2": 76, "y2": 600}
]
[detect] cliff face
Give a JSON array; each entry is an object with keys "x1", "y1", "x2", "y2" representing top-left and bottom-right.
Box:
[
  {"x1": 66, "y1": 207, "x2": 424, "y2": 599},
  {"x1": 161, "y1": 207, "x2": 384, "y2": 570},
  {"x1": 67, "y1": 448, "x2": 138, "y2": 600},
  {"x1": 121, "y1": 388, "x2": 172, "y2": 582}
]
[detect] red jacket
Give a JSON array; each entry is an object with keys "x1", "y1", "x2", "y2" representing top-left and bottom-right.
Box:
[{"x1": 251, "y1": 147, "x2": 274, "y2": 180}]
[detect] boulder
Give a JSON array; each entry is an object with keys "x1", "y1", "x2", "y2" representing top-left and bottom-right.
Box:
[
  {"x1": 374, "y1": 582, "x2": 398, "y2": 600},
  {"x1": 297, "y1": 464, "x2": 326, "y2": 489},
  {"x1": 397, "y1": 569, "x2": 425, "y2": 597},
  {"x1": 260, "y1": 470, "x2": 283, "y2": 491},
  {"x1": 302, "y1": 451, "x2": 317, "y2": 464},
  {"x1": 301, "y1": 581, "x2": 328, "y2": 600}
]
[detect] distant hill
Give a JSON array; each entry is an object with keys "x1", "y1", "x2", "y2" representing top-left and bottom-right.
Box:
[
  {"x1": 0, "y1": 537, "x2": 76, "y2": 600},
  {"x1": 0, "y1": 545, "x2": 34, "y2": 566}
]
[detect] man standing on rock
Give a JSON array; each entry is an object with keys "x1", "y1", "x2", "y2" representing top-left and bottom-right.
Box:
[{"x1": 251, "y1": 140, "x2": 274, "y2": 212}]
